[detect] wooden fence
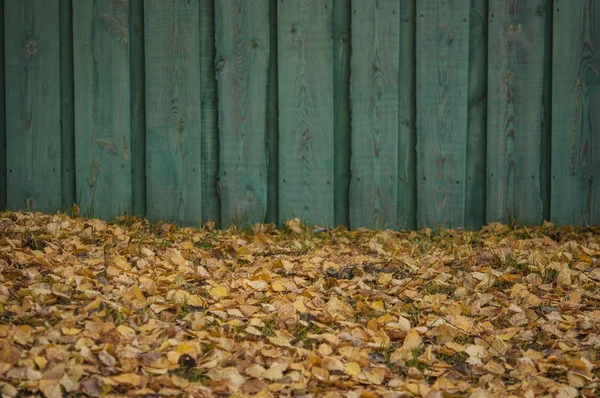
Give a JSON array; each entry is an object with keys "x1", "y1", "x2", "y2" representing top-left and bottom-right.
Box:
[{"x1": 0, "y1": 0, "x2": 598, "y2": 229}]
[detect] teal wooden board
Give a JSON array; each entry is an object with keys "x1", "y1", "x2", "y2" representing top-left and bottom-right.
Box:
[
  {"x1": 333, "y1": 0, "x2": 350, "y2": 227},
  {"x1": 73, "y1": 0, "x2": 132, "y2": 219},
  {"x1": 416, "y1": 0, "x2": 470, "y2": 228},
  {"x1": 551, "y1": 0, "x2": 600, "y2": 226},
  {"x1": 215, "y1": 0, "x2": 269, "y2": 227},
  {"x1": 487, "y1": 0, "x2": 549, "y2": 225},
  {"x1": 59, "y1": 0, "x2": 75, "y2": 212},
  {"x1": 0, "y1": 0, "x2": 5, "y2": 210},
  {"x1": 349, "y1": 0, "x2": 400, "y2": 230},
  {"x1": 278, "y1": 0, "x2": 334, "y2": 227},
  {"x1": 145, "y1": 0, "x2": 202, "y2": 226},
  {"x1": 465, "y1": 0, "x2": 488, "y2": 229},
  {"x1": 266, "y1": 0, "x2": 279, "y2": 225},
  {"x1": 130, "y1": 0, "x2": 146, "y2": 218},
  {"x1": 398, "y1": 0, "x2": 417, "y2": 230},
  {"x1": 5, "y1": 0, "x2": 62, "y2": 213},
  {"x1": 199, "y1": 0, "x2": 220, "y2": 225}
]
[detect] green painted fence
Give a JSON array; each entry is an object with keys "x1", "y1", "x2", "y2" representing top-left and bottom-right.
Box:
[{"x1": 1, "y1": 0, "x2": 599, "y2": 229}]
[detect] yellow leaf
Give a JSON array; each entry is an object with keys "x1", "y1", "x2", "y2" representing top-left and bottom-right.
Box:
[
  {"x1": 402, "y1": 329, "x2": 422, "y2": 350},
  {"x1": 117, "y1": 325, "x2": 136, "y2": 338},
  {"x1": 344, "y1": 362, "x2": 361, "y2": 376},
  {"x1": 62, "y1": 327, "x2": 82, "y2": 336},
  {"x1": 187, "y1": 295, "x2": 205, "y2": 307},
  {"x1": 34, "y1": 356, "x2": 47, "y2": 370},
  {"x1": 377, "y1": 272, "x2": 393, "y2": 285},
  {"x1": 112, "y1": 373, "x2": 142, "y2": 386},
  {"x1": 132, "y1": 285, "x2": 145, "y2": 301},
  {"x1": 209, "y1": 285, "x2": 228, "y2": 299},
  {"x1": 271, "y1": 281, "x2": 286, "y2": 292},
  {"x1": 370, "y1": 300, "x2": 384, "y2": 312}
]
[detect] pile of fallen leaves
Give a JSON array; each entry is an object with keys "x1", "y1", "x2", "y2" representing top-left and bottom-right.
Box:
[{"x1": 0, "y1": 211, "x2": 599, "y2": 398}]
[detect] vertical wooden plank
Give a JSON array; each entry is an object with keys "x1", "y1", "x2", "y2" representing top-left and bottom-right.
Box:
[
  {"x1": 215, "y1": 0, "x2": 269, "y2": 227},
  {"x1": 551, "y1": 0, "x2": 600, "y2": 226},
  {"x1": 0, "y1": 0, "x2": 5, "y2": 210},
  {"x1": 199, "y1": 0, "x2": 220, "y2": 224},
  {"x1": 333, "y1": 0, "x2": 350, "y2": 227},
  {"x1": 416, "y1": 0, "x2": 470, "y2": 228},
  {"x1": 145, "y1": 0, "x2": 202, "y2": 226},
  {"x1": 130, "y1": 0, "x2": 146, "y2": 218},
  {"x1": 487, "y1": 0, "x2": 549, "y2": 225},
  {"x1": 279, "y1": 0, "x2": 334, "y2": 227},
  {"x1": 265, "y1": 0, "x2": 279, "y2": 225},
  {"x1": 60, "y1": 0, "x2": 75, "y2": 212},
  {"x1": 349, "y1": 1, "x2": 400, "y2": 229},
  {"x1": 465, "y1": 0, "x2": 488, "y2": 229},
  {"x1": 73, "y1": 0, "x2": 132, "y2": 220},
  {"x1": 398, "y1": 0, "x2": 417, "y2": 230},
  {"x1": 5, "y1": 0, "x2": 62, "y2": 213}
]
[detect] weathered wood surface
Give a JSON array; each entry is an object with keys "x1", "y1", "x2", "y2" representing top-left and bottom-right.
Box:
[
  {"x1": 5, "y1": 0, "x2": 62, "y2": 212},
  {"x1": 200, "y1": 0, "x2": 220, "y2": 225},
  {"x1": 551, "y1": 0, "x2": 600, "y2": 226},
  {"x1": 466, "y1": 0, "x2": 488, "y2": 229},
  {"x1": 487, "y1": 0, "x2": 549, "y2": 225},
  {"x1": 266, "y1": 0, "x2": 279, "y2": 225},
  {"x1": 416, "y1": 0, "x2": 470, "y2": 228},
  {"x1": 350, "y1": 0, "x2": 399, "y2": 229},
  {"x1": 278, "y1": 0, "x2": 334, "y2": 227},
  {"x1": 0, "y1": 0, "x2": 6, "y2": 210},
  {"x1": 130, "y1": 0, "x2": 146, "y2": 218},
  {"x1": 333, "y1": 0, "x2": 350, "y2": 227},
  {"x1": 73, "y1": 0, "x2": 132, "y2": 219},
  {"x1": 60, "y1": 0, "x2": 75, "y2": 211},
  {"x1": 145, "y1": 0, "x2": 202, "y2": 226},
  {"x1": 398, "y1": 0, "x2": 417, "y2": 230},
  {"x1": 215, "y1": 0, "x2": 269, "y2": 227}
]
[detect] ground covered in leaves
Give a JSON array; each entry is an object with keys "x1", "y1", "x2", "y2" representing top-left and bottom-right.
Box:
[{"x1": 0, "y1": 212, "x2": 599, "y2": 398}]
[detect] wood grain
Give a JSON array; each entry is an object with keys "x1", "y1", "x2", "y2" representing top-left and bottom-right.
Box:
[
  {"x1": 60, "y1": 0, "x2": 75, "y2": 211},
  {"x1": 266, "y1": 0, "x2": 280, "y2": 225},
  {"x1": 465, "y1": 0, "x2": 488, "y2": 229},
  {"x1": 416, "y1": 0, "x2": 470, "y2": 228},
  {"x1": 215, "y1": 0, "x2": 270, "y2": 227},
  {"x1": 5, "y1": 0, "x2": 62, "y2": 212},
  {"x1": 0, "y1": 0, "x2": 5, "y2": 210},
  {"x1": 398, "y1": 0, "x2": 417, "y2": 230},
  {"x1": 487, "y1": 0, "x2": 549, "y2": 225},
  {"x1": 551, "y1": 0, "x2": 600, "y2": 225},
  {"x1": 130, "y1": 0, "x2": 146, "y2": 218},
  {"x1": 333, "y1": 0, "x2": 350, "y2": 227},
  {"x1": 145, "y1": 0, "x2": 202, "y2": 226},
  {"x1": 73, "y1": 0, "x2": 132, "y2": 219},
  {"x1": 350, "y1": 0, "x2": 399, "y2": 229},
  {"x1": 200, "y1": 0, "x2": 220, "y2": 225},
  {"x1": 278, "y1": 0, "x2": 334, "y2": 227}
]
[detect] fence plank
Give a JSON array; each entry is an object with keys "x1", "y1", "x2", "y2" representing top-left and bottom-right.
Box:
[
  {"x1": 60, "y1": 0, "x2": 75, "y2": 212},
  {"x1": 266, "y1": 0, "x2": 280, "y2": 225},
  {"x1": 350, "y1": 1, "x2": 399, "y2": 229},
  {"x1": 279, "y1": 0, "x2": 334, "y2": 227},
  {"x1": 130, "y1": 0, "x2": 146, "y2": 218},
  {"x1": 398, "y1": 0, "x2": 417, "y2": 230},
  {"x1": 0, "y1": 0, "x2": 5, "y2": 210},
  {"x1": 5, "y1": 0, "x2": 62, "y2": 212},
  {"x1": 487, "y1": 1, "x2": 549, "y2": 225},
  {"x1": 465, "y1": 0, "x2": 488, "y2": 229},
  {"x1": 73, "y1": 0, "x2": 132, "y2": 219},
  {"x1": 416, "y1": 0, "x2": 470, "y2": 228},
  {"x1": 551, "y1": 0, "x2": 600, "y2": 226},
  {"x1": 333, "y1": 0, "x2": 350, "y2": 227},
  {"x1": 215, "y1": 0, "x2": 269, "y2": 227},
  {"x1": 200, "y1": 0, "x2": 220, "y2": 225},
  {"x1": 145, "y1": 0, "x2": 202, "y2": 226}
]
